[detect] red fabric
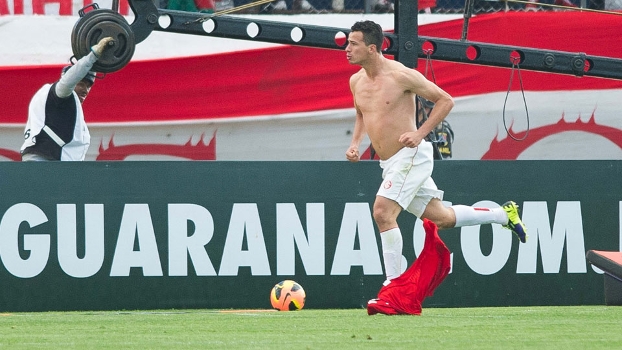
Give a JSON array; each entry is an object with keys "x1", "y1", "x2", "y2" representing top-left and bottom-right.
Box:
[
  {"x1": 367, "y1": 219, "x2": 451, "y2": 316},
  {"x1": 0, "y1": 46, "x2": 358, "y2": 124},
  {"x1": 481, "y1": 115, "x2": 622, "y2": 160},
  {"x1": 2, "y1": 12, "x2": 622, "y2": 124},
  {"x1": 0, "y1": 0, "x2": 10, "y2": 14},
  {"x1": 194, "y1": 0, "x2": 215, "y2": 9},
  {"x1": 418, "y1": 0, "x2": 436, "y2": 9},
  {"x1": 416, "y1": 12, "x2": 622, "y2": 98}
]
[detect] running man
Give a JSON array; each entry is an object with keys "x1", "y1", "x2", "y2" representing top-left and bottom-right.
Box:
[{"x1": 344, "y1": 20, "x2": 528, "y2": 283}]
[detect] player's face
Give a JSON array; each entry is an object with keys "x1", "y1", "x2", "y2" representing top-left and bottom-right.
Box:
[
  {"x1": 74, "y1": 80, "x2": 92, "y2": 104},
  {"x1": 346, "y1": 31, "x2": 374, "y2": 65}
]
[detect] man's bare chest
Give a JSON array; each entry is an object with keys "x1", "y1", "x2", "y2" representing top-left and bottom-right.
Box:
[{"x1": 355, "y1": 83, "x2": 410, "y2": 112}]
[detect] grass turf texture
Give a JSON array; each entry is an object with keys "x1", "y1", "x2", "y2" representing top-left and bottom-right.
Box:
[{"x1": 0, "y1": 306, "x2": 620, "y2": 349}]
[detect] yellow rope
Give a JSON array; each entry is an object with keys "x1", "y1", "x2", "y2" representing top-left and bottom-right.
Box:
[
  {"x1": 187, "y1": 0, "x2": 276, "y2": 24},
  {"x1": 502, "y1": 0, "x2": 622, "y2": 16},
  {"x1": 215, "y1": 0, "x2": 275, "y2": 15}
]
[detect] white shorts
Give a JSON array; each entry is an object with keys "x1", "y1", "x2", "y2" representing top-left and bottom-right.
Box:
[{"x1": 377, "y1": 142, "x2": 444, "y2": 217}]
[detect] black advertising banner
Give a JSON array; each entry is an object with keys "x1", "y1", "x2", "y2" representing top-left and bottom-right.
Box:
[{"x1": 0, "y1": 161, "x2": 619, "y2": 311}]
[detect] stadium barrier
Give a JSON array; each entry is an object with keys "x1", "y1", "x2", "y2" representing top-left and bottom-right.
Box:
[
  {"x1": 0, "y1": 160, "x2": 620, "y2": 311},
  {"x1": 586, "y1": 250, "x2": 622, "y2": 305}
]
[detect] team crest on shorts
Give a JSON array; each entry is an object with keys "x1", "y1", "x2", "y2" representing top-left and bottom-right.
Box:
[{"x1": 383, "y1": 180, "x2": 392, "y2": 189}]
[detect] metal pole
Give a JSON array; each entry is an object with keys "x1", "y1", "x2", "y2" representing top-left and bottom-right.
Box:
[
  {"x1": 394, "y1": 0, "x2": 418, "y2": 68},
  {"x1": 461, "y1": 0, "x2": 475, "y2": 41}
]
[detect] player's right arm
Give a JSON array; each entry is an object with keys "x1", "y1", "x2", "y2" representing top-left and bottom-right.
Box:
[{"x1": 346, "y1": 74, "x2": 366, "y2": 162}]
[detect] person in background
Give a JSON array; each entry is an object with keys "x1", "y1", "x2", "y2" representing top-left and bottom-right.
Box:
[
  {"x1": 166, "y1": 0, "x2": 200, "y2": 11},
  {"x1": 194, "y1": 0, "x2": 216, "y2": 12},
  {"x1": 20, "y1": 37, "x2": 114, "y2": 161},
  {"x1": 344, "y1": 21, "x2": 527, "y2": 304},
  {"x1": 261, "y1": 0, "x2": 317, "y2": 13},
  {"x1": 416, "y1": 97, "x2": 454, "y2": 159}
]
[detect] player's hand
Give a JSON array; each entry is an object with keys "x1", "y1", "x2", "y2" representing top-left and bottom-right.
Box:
[
  {"x1": 346, "y1": 146, "x2": 360, "y2": 162},
  {"x1": 91, "y1": 37, "x2": 115, "y2": 58},
  {"x1": 399, "y1": 131, "x2": 424, "y2": 148}
]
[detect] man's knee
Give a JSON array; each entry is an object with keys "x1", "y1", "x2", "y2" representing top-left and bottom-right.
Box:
[
  {"x1": 422, "y1": 202, "x2": 456, "y2": 230},
  {"x1": 373, "y1": 205, "x2": 391, "y2": 225},
  {"x1": 433, "y1": 217, "x2": 454, "y2": 230},
  {"x1": 373, "y1": 198, "x2": 401, "y2": 228}
]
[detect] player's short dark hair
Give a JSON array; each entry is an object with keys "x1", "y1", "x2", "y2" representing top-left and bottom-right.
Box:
[{"x1": 351, "y1": 20, "x2": 384, "y2": 53}]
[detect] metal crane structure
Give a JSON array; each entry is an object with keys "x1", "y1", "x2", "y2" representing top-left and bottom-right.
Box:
[{"x1": 71, "y1": 0, "x2": 622, "y2": 79}]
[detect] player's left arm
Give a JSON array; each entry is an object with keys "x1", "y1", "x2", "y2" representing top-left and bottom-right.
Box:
[{"x1": 397, "y1": 68, "x2": 454, "y2": 146}]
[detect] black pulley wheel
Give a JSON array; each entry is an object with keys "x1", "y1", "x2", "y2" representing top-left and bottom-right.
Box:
[{"x1": 71, "y1": 8, "x2": 135, "y2": 73}]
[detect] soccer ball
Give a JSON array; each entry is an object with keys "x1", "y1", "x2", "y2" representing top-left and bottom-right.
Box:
[{"x1": 270, "y1": 280, "x2": 306, "y2": 311}]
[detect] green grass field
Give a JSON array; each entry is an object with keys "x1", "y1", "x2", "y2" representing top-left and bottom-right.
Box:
[{"x1": 0, "y1": 306, "x2": 620, "y2": 349}]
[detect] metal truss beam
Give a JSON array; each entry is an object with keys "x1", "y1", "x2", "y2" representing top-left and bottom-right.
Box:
[{"x1": 128, "y1": 0, "x2": 622, "y2": 80}]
